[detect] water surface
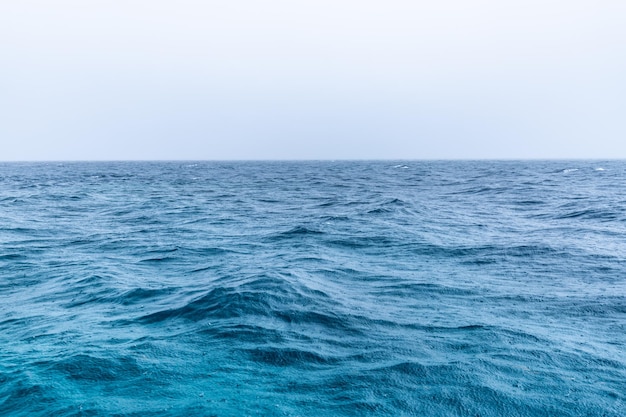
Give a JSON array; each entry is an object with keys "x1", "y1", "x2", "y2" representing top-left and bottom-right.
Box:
[{"x1": 1, "y1": 161, "x2": 625, "y2": 416}]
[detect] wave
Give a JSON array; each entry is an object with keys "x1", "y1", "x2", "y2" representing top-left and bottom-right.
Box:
[
  {"x1": 245, "y1": 347, "x2": 339, "y2": 367},
  {"x1": 555, "y1": 208, "x2": 622, "y2": 221},
  {"x1": 267, "y1": 226, "x2": 325, "y2": 240}
]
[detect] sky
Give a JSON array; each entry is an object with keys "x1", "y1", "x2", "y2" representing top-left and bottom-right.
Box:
[{"x1": 1, "y1": 0, "x2": 625, "y2": 160}]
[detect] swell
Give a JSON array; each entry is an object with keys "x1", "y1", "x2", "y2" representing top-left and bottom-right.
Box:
[{"x1": 136, "y1": 272, "x2": 360, "y2": 337}]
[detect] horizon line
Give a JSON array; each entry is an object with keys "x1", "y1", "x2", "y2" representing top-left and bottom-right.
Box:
[
  {"x1": 0, "y1": 157, "x2": 624, "y2": 163},
  {"x1": 0, "y1": 158, "x2": 626, "y2": 164}
]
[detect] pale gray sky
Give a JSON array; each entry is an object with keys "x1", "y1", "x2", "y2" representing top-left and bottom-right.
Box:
[{"x1": 1, "y1": 0, "x2": 625, "y2": 160}]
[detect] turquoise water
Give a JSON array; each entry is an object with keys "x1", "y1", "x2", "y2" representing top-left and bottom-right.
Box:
[{"x1": 1, "y1": 161, "x2": 625, "y2": 416}]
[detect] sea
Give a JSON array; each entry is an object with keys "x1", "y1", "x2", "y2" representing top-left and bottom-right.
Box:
[{"x1": 0, "y1": 160, "x2": 624, "y2": 416}]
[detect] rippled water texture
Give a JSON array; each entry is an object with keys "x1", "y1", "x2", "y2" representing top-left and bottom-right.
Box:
[{"x1": 1, "y1": 161, "x2": 625, "y2": 416}]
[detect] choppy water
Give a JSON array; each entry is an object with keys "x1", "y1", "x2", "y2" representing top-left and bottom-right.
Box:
[{"x1": 1, "y1": 160, "x2": 625, "y2": 416}]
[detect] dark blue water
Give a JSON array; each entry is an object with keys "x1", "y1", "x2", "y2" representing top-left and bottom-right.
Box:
[{"x1": 1, "y1": 161, "x2": 625, "y2": 416}]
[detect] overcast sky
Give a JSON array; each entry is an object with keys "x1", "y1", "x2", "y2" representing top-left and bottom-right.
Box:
[{"x1": 1, "y1": 0, "x2": 625, "y2": 160}]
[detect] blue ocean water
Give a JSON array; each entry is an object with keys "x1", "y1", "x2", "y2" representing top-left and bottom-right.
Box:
[{"x1": 0, "y1": 160, "x2": 625, "y2": 416}]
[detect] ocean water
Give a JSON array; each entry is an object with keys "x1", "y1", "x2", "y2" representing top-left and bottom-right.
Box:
[{"x1": 1, "y1": 160, "x2": 625, "y2": 416}]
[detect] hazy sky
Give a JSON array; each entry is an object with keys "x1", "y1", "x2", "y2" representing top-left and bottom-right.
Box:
[{"x1": 1, "y1": 0, "x2": 625, "y2": 160}]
